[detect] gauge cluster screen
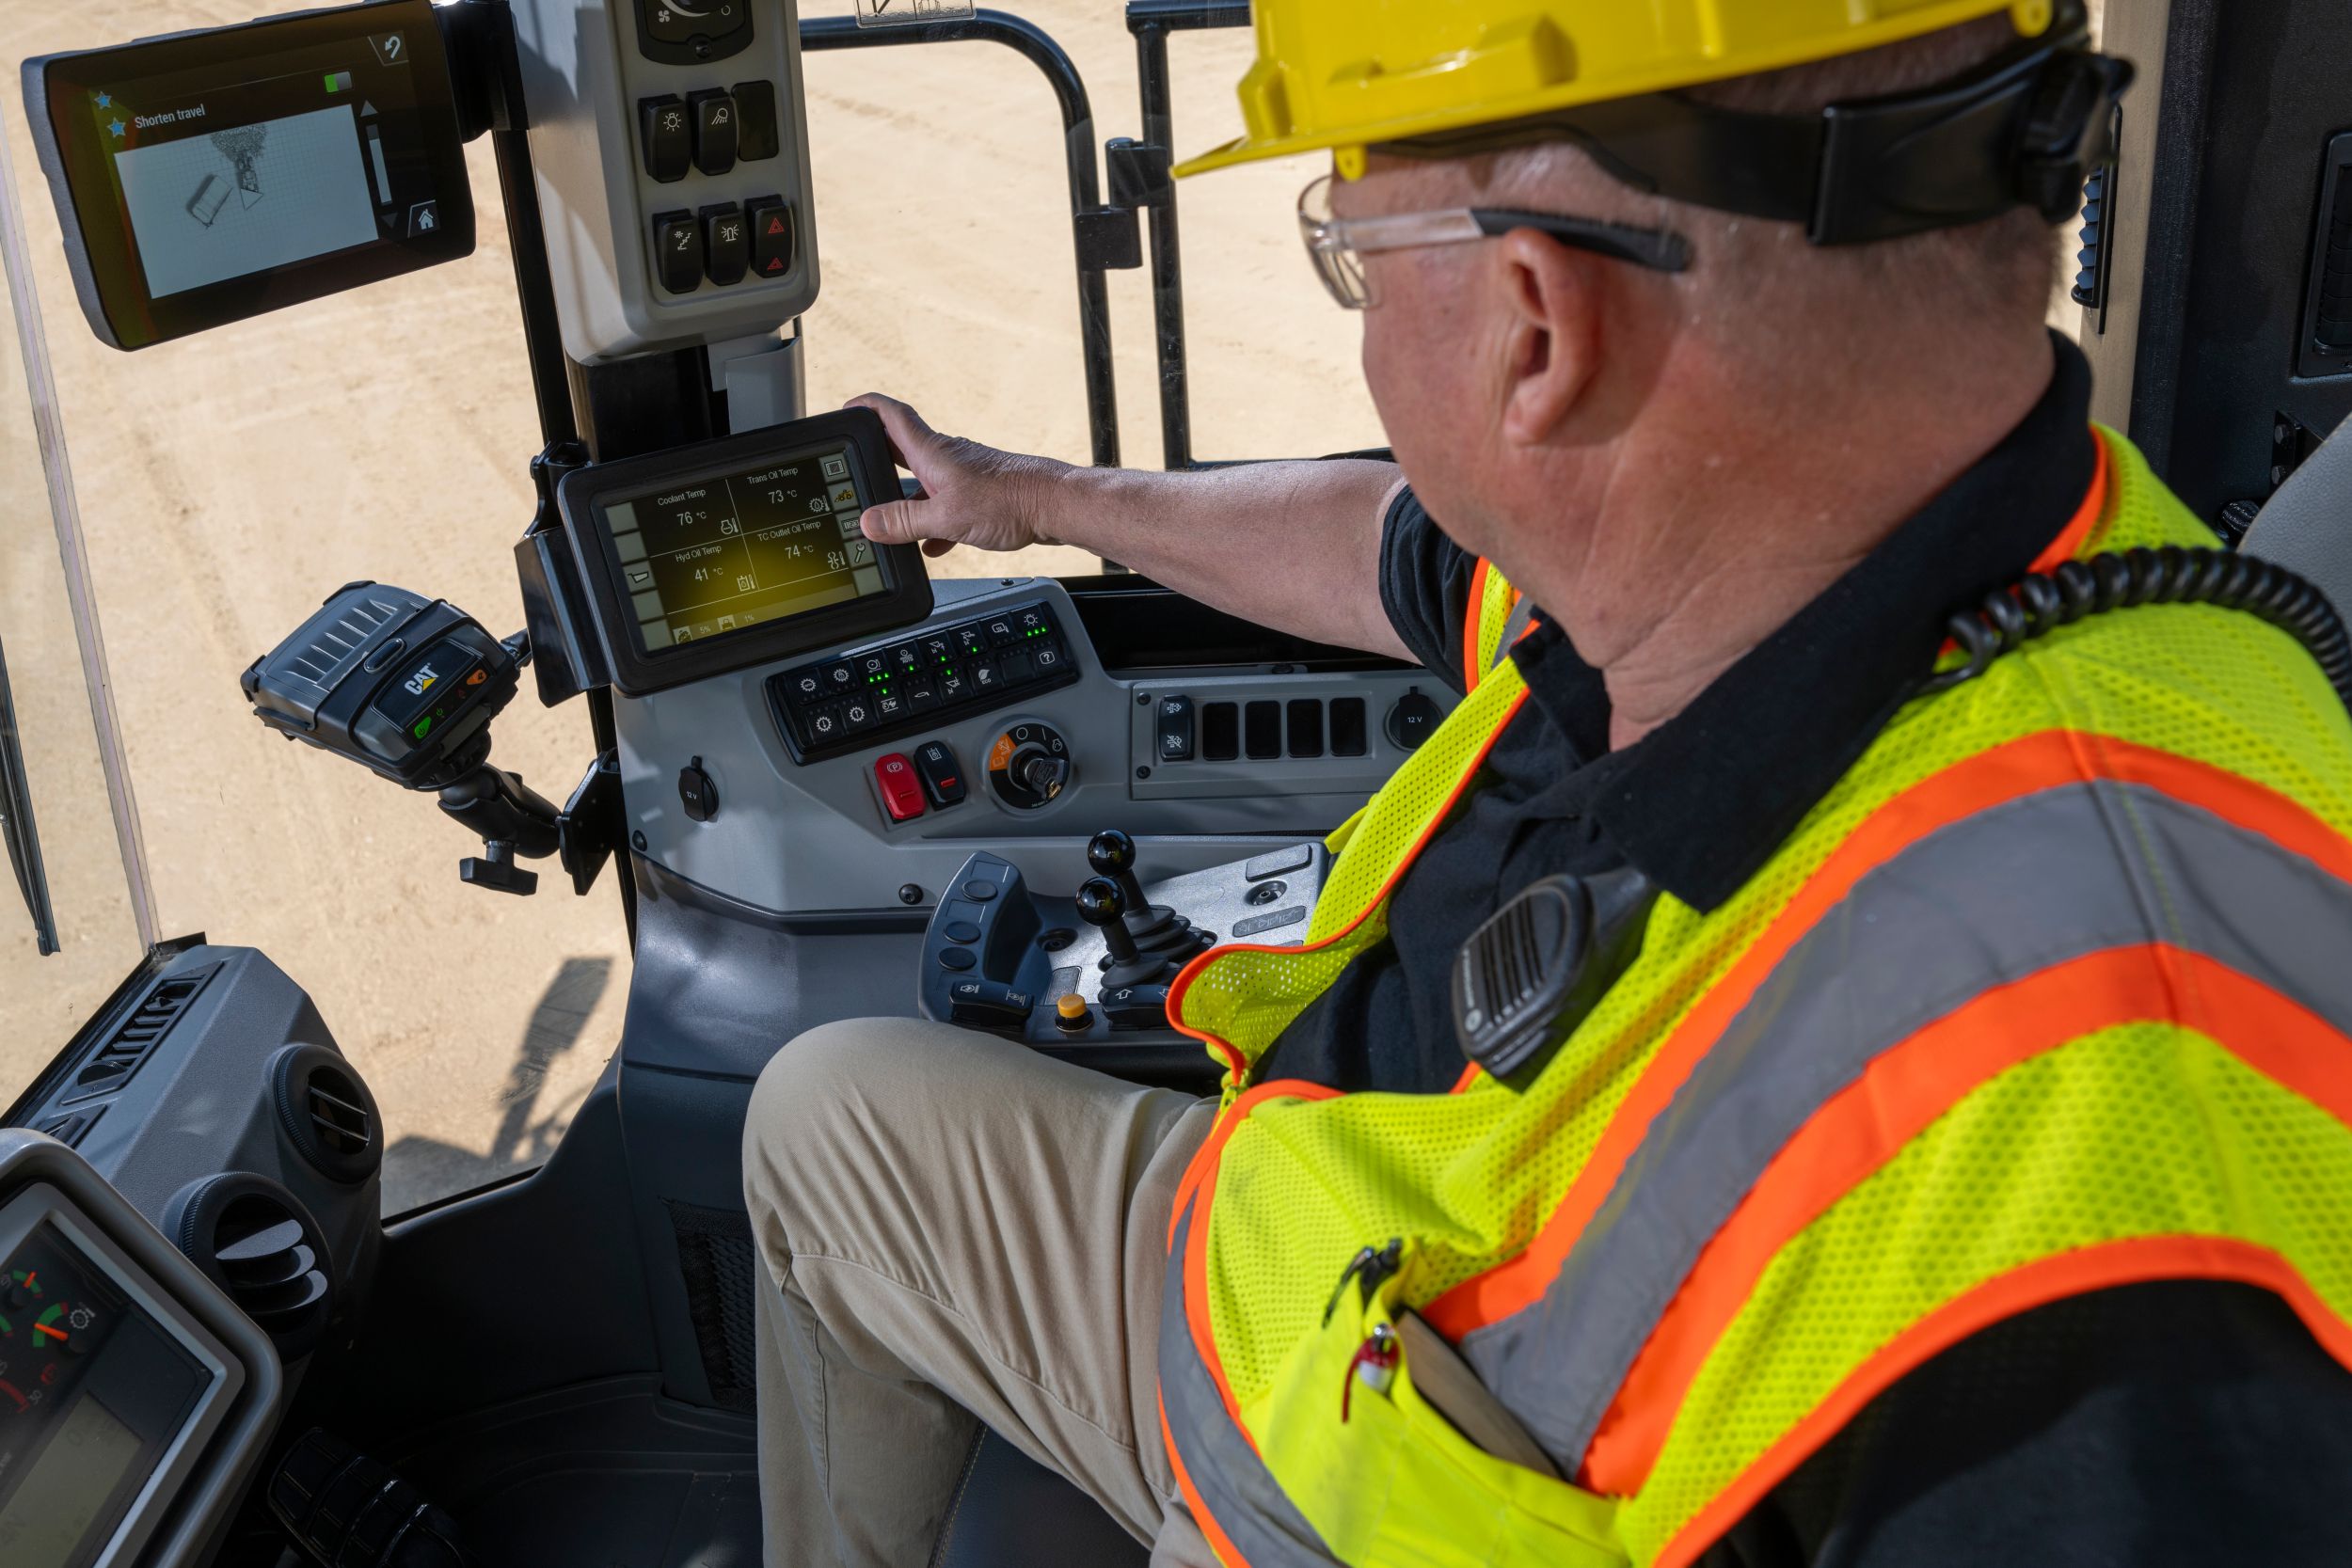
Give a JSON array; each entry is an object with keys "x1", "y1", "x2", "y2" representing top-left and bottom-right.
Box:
[
  {"x1": 0, "y1": 1224, "x2": 211, "y2": 1566},
  {"x1": 598, "y1": 441, "x2": 885, "y2": 655}
]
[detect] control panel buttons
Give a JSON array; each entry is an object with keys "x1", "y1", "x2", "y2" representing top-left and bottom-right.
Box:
[
  {"x1": 947, "y1": 978, "x2": 1034, "y2": 1028},
  {"x1": 806, "y1": 707, "x2": 842, "y2": 742},
  {"x1": 1155, "y1": 696, "x2": 1195, "y2": 762},
  {"x1": 1387, "y1": 689, "x2": 1442, "y2": 751},
  {"x1": 702, "y1": 203, "x2": 749, "y2": 286},
  {"x1": 938, "y1": 946, "x2": 977, "y2": 970},
  {"x1": 651, "y1": 209, "x2": 703, "y2": 294},
  {"x1": 875, "y1": 752, "x2": 927, "y2": 822},
  {"x1": 688, "y1": 88, "x2": 739, "y2": 175},
  {"x1": 748, "y1": 197, "x2": 795, "y2": 278},
  {"x1": 1101, "y1": 983, "x2": 1173, "y2": 1032},
  {"x1": 771, "y1": 601, "x2": 1080, "y2": 762},
  {"x1": 914, "y1": 741, "x2": 968, "y2": 806},
  {"x1": 639, "y1": 95, "x2": 691, "y2": 182},
  {"x1": 732, "y1": 79, "x2": 781, "y2": 161},
  {"x1": 983, "y1": 616, "x2": 1018, "y2": 646}
]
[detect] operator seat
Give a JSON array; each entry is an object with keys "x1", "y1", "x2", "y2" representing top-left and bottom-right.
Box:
[
  {"x1": 2240, "y1": 417, "x2": 2352, "y2": 608},
  {"x1": 929, "y1": 1430, "x2": 1149, "y2": 1568}
]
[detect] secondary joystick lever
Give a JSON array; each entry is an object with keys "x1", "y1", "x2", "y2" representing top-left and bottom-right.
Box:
[
  {"x1": 1087, "y1": 830, "x2": 1211, "y2": 955},
  {"x1": 1077, "y1": 877, "x2": 1174, "y2": 990}
]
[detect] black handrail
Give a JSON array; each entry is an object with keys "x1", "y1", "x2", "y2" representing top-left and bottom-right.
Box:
[
  {"x1": 1126, "y1": 0, "x2": 1249, "y2": 469},
  {"x1": 802, "y1": 10, "x2": 1121, "y2": 468}
]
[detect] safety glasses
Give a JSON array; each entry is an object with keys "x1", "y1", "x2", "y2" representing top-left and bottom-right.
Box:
[{"x1": 1296, "y1": 172, "x2": 1691, "y2": 309}]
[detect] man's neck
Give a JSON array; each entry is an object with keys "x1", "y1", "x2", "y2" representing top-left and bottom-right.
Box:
[{"x1": 1508, "y1": 334, "x2": 2058, "y2": 752}]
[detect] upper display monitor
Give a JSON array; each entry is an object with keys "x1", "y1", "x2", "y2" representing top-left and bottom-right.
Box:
[{"x1": 23, "y1": 0, "x2": 474, "y2": 350}]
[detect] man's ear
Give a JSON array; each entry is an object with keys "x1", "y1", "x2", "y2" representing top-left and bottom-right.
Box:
[{"x1": 1493, "y1": 229, "x2": 1602, "y2": 448}]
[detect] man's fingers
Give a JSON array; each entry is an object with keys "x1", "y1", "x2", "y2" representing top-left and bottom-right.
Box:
[
  {"x1": 858, "y1": 498, "x2": 933, "y2": 545},
  {"x1": 845, "y1": 393, "x2": 938, "y2": 471}
]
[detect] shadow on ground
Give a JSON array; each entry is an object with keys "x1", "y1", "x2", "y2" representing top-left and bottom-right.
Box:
[{"x1": 380, "y1": 956, "x2": 613, "y2": 1214}]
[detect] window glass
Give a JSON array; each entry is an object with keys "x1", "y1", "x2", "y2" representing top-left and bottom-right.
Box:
[
  {"x1": 2, "y1": 65, "x2": 628, "y2": 1213},
  {"x1": 796, "y1": 3, "x2": 1385, "y2": 580}
]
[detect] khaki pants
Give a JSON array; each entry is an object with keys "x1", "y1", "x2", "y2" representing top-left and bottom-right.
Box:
[{"x1": 741, "y1": 1017, "x2": 1219, "y2": 1568}]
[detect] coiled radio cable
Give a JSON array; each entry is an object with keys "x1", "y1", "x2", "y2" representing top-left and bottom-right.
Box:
[{"x1": 1925, "y1": 546, "x2": 2352, "y2": 712}]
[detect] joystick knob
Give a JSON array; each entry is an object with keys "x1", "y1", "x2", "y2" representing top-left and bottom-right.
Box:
[
  {"x1": 1087, "y1": 830, "x2": 1152, "y2": 911},
  {"x1": 1075, "y1": 878, "x2": 1142, "y2": 967}
]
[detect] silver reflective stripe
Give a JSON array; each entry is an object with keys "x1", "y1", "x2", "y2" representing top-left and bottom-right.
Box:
[
  {"x1": 1159, "y1": 1201, "x2": 1341, "y2": 1566},
  {"x1": 1460, "y1": 779, "x2": 2352, "y2": 1466}
]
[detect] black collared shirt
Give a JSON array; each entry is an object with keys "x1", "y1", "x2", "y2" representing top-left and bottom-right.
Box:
[{"x1": 1261, "y1": 336, "x2": 2352, "y2": 1564}]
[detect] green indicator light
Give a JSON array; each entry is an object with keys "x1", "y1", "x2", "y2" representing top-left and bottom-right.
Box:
[{"x1": 413, "y1": 717, "x2": 433, "y2": 739}]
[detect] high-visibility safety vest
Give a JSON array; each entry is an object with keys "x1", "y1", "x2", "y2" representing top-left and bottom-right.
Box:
[{"x1": 1155, "y1": 429, "x2": 2352, "y2": 1568}]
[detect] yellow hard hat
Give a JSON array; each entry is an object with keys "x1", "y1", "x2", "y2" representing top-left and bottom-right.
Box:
[{"x1": 1176, "y1": 0, "x2": 2061, "y2": 181}]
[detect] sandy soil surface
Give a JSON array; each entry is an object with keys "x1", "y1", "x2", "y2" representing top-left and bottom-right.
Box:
[{"x1": 0, "y1": 0, "x2": 1377, "y2": 1212}]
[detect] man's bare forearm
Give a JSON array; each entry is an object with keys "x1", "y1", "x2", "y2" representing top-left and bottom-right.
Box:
[{"x1": 1028, "y1": 458, "x2": 1412, "y2": 659}]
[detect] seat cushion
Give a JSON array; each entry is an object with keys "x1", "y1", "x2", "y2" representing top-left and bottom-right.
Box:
[{"x1": 929, "y1": 1430, "x2": 1150, "y2": 1568}]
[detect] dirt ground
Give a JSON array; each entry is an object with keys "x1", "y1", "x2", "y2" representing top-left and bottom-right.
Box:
[{"x1": 0, "y1": 0, "x2": 1379, "y2": 1212}]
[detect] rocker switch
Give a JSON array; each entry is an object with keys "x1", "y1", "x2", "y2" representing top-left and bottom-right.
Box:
[
  {"x1": 690, "y1": 89, "x2": 739, "y2": 177},
  {"x1": 876, "y1": 753, "x2": 927, "y2": 823},
  {"x1": 638, "y1": 95, "x2": 690, "y2": 182}
]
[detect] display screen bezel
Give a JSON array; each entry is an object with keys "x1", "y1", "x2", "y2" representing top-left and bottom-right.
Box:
[
  {"x1": 23, "y1": 0, "x2": 475, "y2": 352},
  {"x1": 556, "y1": 408, "x2": 934, "y2": 696},
  {"x1": 0, "y1": 1185, "x2": 242, "y2": 1568}
]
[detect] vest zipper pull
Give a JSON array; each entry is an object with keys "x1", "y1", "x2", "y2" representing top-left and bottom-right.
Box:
[
  {"x1": 1321, "y1": 1237, "x2": 1404, "y2": 1325},
  {"x1": 1342, "y1": 1325, "x2": 1399, "y2": 1421}
]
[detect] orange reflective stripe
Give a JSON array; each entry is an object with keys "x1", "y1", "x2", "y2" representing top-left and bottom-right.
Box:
[
  {"x1": 1463, "y1": 558, "x2": 1494, "y2": 690},
  {"x1": 2026, "y1": 427, "x2": 2114, "y2": 574},
  {"x1": 1161, "y1": 1398, "x2": 1252, "y2": 1568},
  {"x1": 1165, "y1": 690, "x2": 1534, "y2": 1081},
  {"x1": 1650, "y1": 1235, "x2": 2352, "y2": 1568},
  {"x1": 1581, "y1": 944, "x2": 2352, "y2": 1495},
  {"x1": 1422, "y1": 730, "x2": 2352, "y2": 1338}
]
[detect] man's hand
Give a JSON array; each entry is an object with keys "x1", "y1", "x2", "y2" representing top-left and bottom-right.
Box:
[
  {"x1": 849, "y1": 393, "x2": 1070, "y2": 559},
  {"x1": 841, "y1": 392, "x2": 1412, "y2": 660}
]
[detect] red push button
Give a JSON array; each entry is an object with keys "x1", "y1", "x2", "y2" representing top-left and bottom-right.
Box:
[{"x1": 875, "y1": 753, "x2": 926, "y2": 822}]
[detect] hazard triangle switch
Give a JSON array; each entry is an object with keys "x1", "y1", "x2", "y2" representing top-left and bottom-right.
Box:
[{"x1": 748, "y1": 198, "x2": 795, "y2": 280}]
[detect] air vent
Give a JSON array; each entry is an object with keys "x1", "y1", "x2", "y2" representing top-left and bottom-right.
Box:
[
  {"x1": 33, "y1": 1107, "x2": 103, "y2": 1148},
  {"x1": 62, "y1": 967, "x2": 215, "y2": 1105},
  {"x1": 169, "y1": 1172, "x2": 334, "y2": 1360},
  {"x1": 269, "y1": 1044, "x2": 382, "y2": 1183}
]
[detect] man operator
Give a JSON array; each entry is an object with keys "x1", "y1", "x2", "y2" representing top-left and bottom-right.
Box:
[{"x1": 744, "y1": 4, "x2": 2352, "y2": 1565}]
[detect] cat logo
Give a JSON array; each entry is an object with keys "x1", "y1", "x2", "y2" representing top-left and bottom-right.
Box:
[{"x1": 403, "y1": 663, "x2": 439, "y2": 698}]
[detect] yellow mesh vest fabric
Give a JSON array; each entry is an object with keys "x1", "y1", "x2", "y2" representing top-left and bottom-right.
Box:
[
  {"x1": 1172, "y1": 571, "x2": 1529, "y2": 1095},
  {"x1": 1175, "y1": 430, "x2": 2352, "y2": 1566},
  {"x1": 1620, "y1": 1024, "x2": 2352, "y2": 1564}
]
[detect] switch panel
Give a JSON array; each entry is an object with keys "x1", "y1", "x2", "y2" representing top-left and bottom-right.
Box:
[
  {"x1": 767, "y1": 600, "x2": 1081, "y2": 765},
  {"x1": 1127, "y1": 674, "x2": 1454, "y2": 804},
  {"x1": 511, "y1": 0, "x2": 818, "y2": 358}
]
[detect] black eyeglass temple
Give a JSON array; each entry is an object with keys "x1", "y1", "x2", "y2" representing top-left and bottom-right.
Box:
[{"x1": 1470, "y1": 209, "x2": 1692, "y2": 274}]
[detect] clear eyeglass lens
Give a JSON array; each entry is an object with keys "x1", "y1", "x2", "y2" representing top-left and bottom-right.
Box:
[{"x1": 1297, "y1": 174, "x2": 1371, "y2": 309}]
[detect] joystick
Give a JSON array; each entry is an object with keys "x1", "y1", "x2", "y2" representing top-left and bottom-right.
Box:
[
  {"x1": 1086, "y1": 830, "x2": 1212, "y2": 955},
  {"x1": 1077, "y1": 877, "x2": 1173, "y2": 990}
]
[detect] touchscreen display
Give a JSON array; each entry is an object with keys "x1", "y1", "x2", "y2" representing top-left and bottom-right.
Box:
[
  {"x1": 599, "y1": 443, "x2": 887, "y2": 654},
  {"x1": 30, "y1": 0, "x2": 472, "y2": 348}
]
